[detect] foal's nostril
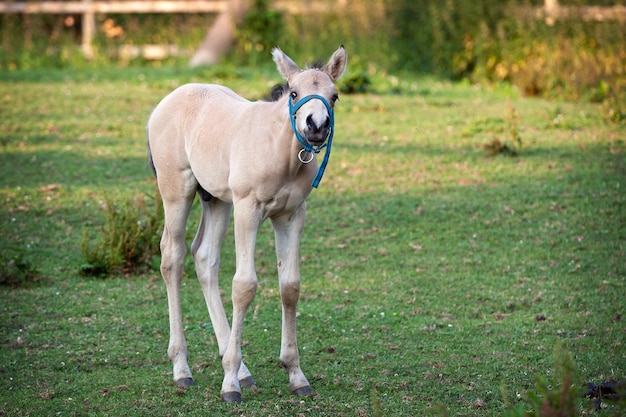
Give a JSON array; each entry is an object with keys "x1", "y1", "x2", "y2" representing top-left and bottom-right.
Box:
[
  {"x1": 306, "y1": 114, "x2": 329, "y2": 133},
  {"x1": 306, "y1": 114, "x2": 315, "y2": 131}
]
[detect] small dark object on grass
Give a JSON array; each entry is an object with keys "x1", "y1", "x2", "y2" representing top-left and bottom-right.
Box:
[
  {"x1": 79, "y1": 263, "x2": 108, "y2": 277},
  {"x1": 582, "y1": 379, "x2": 625, "y2": 411},
  {"x1": 484, "y1": 138, "x2": 518, "y2": 157},
  {"x1": 1, "y1": 250, "x2": 42, "y2": 287}
]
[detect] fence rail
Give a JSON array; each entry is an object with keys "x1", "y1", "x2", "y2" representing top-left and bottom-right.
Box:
[
  {"x1": 0, "y1": 0, "x2": 227, "y2": 14},
  {"x1": 512, "y1": 3, "x2": 626, "y2": 23},
  {"x1": 0, "y1": 0, "x2": 339, "y2": 14}
]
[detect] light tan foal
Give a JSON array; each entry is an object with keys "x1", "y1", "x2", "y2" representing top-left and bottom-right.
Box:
[{"x1": 147, "y1": 46, "x2": 347, "y2": 403}]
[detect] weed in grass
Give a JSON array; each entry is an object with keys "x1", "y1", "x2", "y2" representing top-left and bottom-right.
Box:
[
  {"x1": 0, "y1": 245, "x2": 42, "y2": 286},
  {"x1": 501, "y1": 345, "x2": 626, "y2": 417},
  {"x1": 80, "y1": 188, "x2": 163, "y2": 276},
  {"x1": 522, "y1": 345, "x2": 580, "y2": 417},
  {"x1": 484, "y1": 99, "x2": 522, "y2": 157},
  {"x1": 370, "y1": 387, "x2": 383, "y2": 417}
]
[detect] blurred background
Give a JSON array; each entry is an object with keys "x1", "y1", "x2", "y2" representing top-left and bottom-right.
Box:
[{"x1": 1, "y1": 0, "x2": 624, "y2": 116}]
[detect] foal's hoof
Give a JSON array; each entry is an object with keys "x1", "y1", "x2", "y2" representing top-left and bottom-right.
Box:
[
  {"x1": 175, "y1": 377, "x2": 194, "y2": 388},
  {"x1": 292, "y1": 385, "x2": 313, "y2": 397},
  {"x1": 221, "y1": 391, "x2": 242, "y2": 403},
  {"x1": 239, "y1": 376, "x2": 256, "y2": 389}
]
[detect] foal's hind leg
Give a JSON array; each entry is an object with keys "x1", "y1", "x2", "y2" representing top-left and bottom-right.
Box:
[
  {"x1": 159, "y1": 183, "x2": 196, "y2": 387},
  {"x1": 191, "y1": 198, "x2": 254, "y2": 389}
]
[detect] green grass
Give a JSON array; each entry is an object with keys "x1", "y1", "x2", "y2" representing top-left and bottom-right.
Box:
[{"x1": 1, "y1": 66, "x2": 624, "y2": 416}]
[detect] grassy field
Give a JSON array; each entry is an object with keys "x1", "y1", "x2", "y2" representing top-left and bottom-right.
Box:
[{"x1": 0, "y1": 64, "x2": 624, "y2": 416}]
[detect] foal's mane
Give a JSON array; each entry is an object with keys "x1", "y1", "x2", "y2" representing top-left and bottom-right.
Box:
[{"x1": 264, "y1": 59, "x2": 325, "y2": 102}]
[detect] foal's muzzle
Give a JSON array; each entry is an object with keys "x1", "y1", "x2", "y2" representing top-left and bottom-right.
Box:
[
  {"x1": 305, "y1": 114, "x2": 331, "y2": 146},
  {"x1": 288, "y1": 94, "x2": 335, "y2": 188},
  {"x1": 289, "y1": 94, "x2": 334, "y2": 153}
]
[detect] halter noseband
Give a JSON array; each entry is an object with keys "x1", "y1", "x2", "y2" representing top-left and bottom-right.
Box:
[{"x1": 289, "y1": 94, "x2": 334, "y2": 188}]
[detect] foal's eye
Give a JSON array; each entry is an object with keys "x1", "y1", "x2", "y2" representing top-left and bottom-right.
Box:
[
  {"x1": 331, "y1": 94, "x2": 339, "y2": 104},
  {"x1": 290, "y1": 91, "x2": 298, "y2": 99}
]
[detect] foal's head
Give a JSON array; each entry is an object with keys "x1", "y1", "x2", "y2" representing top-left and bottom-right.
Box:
[{"x1": 272, "y1": 46, "x2": 347, "y2": 147}]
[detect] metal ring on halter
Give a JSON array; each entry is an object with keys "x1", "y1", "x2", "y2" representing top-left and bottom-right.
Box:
[{"x1": 298, "y1": 148, "x2": 315, "y2": 164}]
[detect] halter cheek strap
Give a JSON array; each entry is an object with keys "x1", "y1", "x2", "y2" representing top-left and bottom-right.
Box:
[{"x1": 289, "y1": 94, "x2": 335, "y2": 188}]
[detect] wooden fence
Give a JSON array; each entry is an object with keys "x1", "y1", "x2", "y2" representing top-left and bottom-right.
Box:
[
  {"x1": 1, "y1": 0, "x2": 623, "y2": 59},
  {"x1": 511, "y1": 0, "x2": 626, "y2": 25},
  {"x1": 0, "y1": 0, "x2": 343, "y2": 58}
]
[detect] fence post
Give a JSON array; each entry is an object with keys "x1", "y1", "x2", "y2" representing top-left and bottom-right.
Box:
[
  {"x1": 82, "y1": 0, "x2": 95, "y2": 59},
  {"x1": 545, "y1": 0, "x2": 559, "y2": 15}
]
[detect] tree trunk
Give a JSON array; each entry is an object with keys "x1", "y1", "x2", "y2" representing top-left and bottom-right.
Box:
[{"x1": 189, "y1": 0, "x2": 250, "y2": 67}]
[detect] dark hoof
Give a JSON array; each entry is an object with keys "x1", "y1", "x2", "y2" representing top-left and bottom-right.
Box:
[
  {"x1": 175, "y1": 377, "x2": 193, "y2": 388},
  {"x1": 239, "y1": 376, "x2": 256, "y2": 389},
  {"x1": 292, "y1": 385, "x2": 313, "y2": 396},
  {"x1": 221, "y1": 391, "x2": 242, "y2": 403}
]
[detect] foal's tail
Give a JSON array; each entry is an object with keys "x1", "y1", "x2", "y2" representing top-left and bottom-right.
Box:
[{"x1": 146, "y1": 125, "x2": 157, "y2": 178}]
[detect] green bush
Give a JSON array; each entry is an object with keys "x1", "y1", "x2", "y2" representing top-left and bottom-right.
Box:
[
  {"x1": 80, "y1": 189, "x2": 163, "y2": 276},
  {"x1": 235, "y1": 0, "x2": 284, "y2": 65},
  {"x1": 339, "y1": 71, "x2": 372, "y2": 94}
]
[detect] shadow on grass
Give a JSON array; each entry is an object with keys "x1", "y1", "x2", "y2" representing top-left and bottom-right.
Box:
[{"x1": 0, "y1": 148, "x2": 153, "y2": 190}]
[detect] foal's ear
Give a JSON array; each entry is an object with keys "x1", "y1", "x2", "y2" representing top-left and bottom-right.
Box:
[
  {"x1": 324, "y1": 45, "x2": 347, "y2": 81},
  {"x1": 272, "y1": 46, "x2": 301, "y2": 80}
]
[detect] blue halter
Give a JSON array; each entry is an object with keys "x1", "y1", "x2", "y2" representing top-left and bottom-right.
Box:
[{"x1": 289, "y1": 94, "x2": 334, "y2": 188}]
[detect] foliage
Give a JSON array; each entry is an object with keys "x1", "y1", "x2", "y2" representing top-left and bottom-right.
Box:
[
  {"x1": 387, "y1": 0, "x2": 626, "y2": 122},
  {"x1": 80, "y1": 189, "x2": 163, "y2": 276},
  {"x1": 339, "y1": 71, "x2": 372, "y2": 94},
  {"x1": 234, "y1": 0, "x2": 284, "y2": 65},
  {"x1": 387, "y1": 0, "x2": 507, "y2": 77},
  {"x1": 521, "y1": 346, "x2": 580, "y2": 417}
]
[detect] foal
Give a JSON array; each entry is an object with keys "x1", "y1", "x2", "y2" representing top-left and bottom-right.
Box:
[{"x1": 147, "y1": 46, "x2": 347, "y2": 402}]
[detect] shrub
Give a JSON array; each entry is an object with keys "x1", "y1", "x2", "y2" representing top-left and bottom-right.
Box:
[
  {"x1": 234, "y1": 0, "x2": 284, "y2": 65},
  {"x1": 80, "y1": 188, "x2": 163, "y2": 276},
  {"x1": 339, "y1": 71, "x2": 372, "y2": 94}
]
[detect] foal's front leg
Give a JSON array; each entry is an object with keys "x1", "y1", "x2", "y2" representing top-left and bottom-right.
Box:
[
  {"x1": 220, "y1": 200, "x2": 261, "y2": 403},
  {"x1": 272, "y1": 203, "x2": 311, "y2": 396}
]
